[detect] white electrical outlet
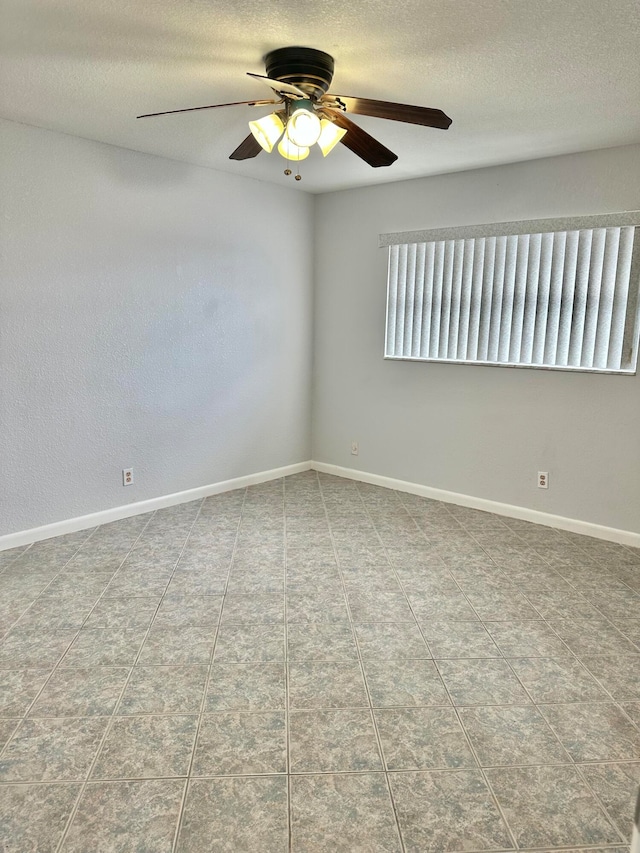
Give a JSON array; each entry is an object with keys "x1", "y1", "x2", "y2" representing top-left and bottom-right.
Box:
[
  {"x1": 351, "y1": 441, "x2": 359, "y2": 456},
  {"x1": 538, "y1": 471, "x2": 548, "y2": 489},
  {"x1": 123, "y1": 468, "x2": 134, "y2": 486}
]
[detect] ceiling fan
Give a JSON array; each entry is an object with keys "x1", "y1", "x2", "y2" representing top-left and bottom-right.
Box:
[{"x1": 137, "y1": 46, "x2": 452, "y2": 177}]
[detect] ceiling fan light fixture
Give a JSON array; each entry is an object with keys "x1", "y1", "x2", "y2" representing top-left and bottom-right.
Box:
[
  {"x1": 286, "y1": 104, "x2": 322, "y2": 147},
  {"x1": 139, "y1": 47, "x2": 452, "y2": 171},
  {"x1": 317, "y1": 119, "x2": 347, "y2": 156},
  {"x1": 277, "y1": 136, "x2": 310, "y2": 161},
  {"x1": 248, "y1": 113, "x2": 284, "y2": 153}
]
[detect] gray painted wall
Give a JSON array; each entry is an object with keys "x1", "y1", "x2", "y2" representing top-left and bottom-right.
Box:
[
  {"x1": 0, "y1": 119, "x2": 314, "y2": 535},
  {"x1": 313, "y1": 144, "x2": 640, "y2": 533}
]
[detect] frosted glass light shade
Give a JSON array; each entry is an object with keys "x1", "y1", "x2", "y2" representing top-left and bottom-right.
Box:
[
  {"x1": 317, "y1": 119, "x2": 347, "y2": 156},
  {"x1": 248, "y1": 113, "x2": 284, "y2": 153},
  {"x1": 286, "y1": 109, "x2": 322, "y2": 147},
  {"x1": 277, "y1": 137, "x2": 309, "y2": 161}
]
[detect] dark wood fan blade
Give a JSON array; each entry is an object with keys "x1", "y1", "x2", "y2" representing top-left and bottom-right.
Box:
[
  {"x1": 229, "y1": 133, "x2": 263, "y2": 161},
  {"x1": 327, "y1": 96, "x2": 452, "y2": 130},
  {"x1": 324, "y1": 110, "x2": 397, "y2": 168},
  {"x1": 137, "y1": 100, "x2": 275, "y2": 119},
  {"x1": 246, "y1": 73, "x2": 308, "y2": 98}
]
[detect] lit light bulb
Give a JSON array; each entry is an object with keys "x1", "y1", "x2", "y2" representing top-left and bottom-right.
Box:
[
  {"x1": 317, "y1": 119, "x2": 347, "y2": 156},
  {"x1": 286, "y1": 108, "x2": 322, "y2": 147},
  {"x1": 277, "y1": 137, "x2": 309, "y2": 161},
  {"x1": 248, "y1": 113, "x2": 284, "y2": 153}
]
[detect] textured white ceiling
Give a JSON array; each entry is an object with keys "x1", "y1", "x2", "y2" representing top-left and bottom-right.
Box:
[{"x1": 1, "y1": 0, "x2": 639, "y2": 193}]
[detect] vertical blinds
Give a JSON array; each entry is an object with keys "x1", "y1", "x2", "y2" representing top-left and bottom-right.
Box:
[{"x1": 384, "y1": 223, "x2": 640, "y2": 372}]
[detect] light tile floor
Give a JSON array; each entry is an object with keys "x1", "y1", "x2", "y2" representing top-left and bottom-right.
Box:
[{"x1": 0, "y1": 471, "x2": 639, "y2": 852}]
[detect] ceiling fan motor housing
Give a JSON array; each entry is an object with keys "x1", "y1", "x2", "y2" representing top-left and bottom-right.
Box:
[{"x1": 264, "y1": 46, "x2": 335, "y2": 100}]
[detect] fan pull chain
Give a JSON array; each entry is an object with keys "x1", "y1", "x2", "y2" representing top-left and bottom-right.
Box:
[{"x1": 283, "y1": 167, "x2": 302, "y2": 181}]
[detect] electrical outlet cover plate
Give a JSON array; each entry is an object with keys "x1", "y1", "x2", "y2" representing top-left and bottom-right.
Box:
[
  {"x1": 351, "y1": 442, "x2": 359, "y2": 456},
  {"x1": 538, "y1": 471, "x2": 548, "y2": 489},
  {"x1": 123, "y1": 468, "x2": 134, "y2": 486}
]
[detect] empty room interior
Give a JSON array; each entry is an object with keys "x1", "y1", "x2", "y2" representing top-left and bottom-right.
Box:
[{"x1": 1, "y1": 1, "x2": 640, "y2": 851}]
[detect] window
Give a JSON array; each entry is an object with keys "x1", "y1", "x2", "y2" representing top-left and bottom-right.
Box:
[{"x1": 382, "y1": 212, "x2": 640, "y2": 373}]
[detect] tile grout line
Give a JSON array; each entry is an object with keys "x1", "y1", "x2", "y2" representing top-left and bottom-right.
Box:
[
  {"x1": 1, "y1": 521, "x2": 149, "y2": 653},
  {"x1": 318, "y1": 474, "x2": 408, "y2": 853},
  {"x1": 1, "y1": 759, "x2": 640, "y2": 786},
  {"x1": 282, "y1": 476, "x2": 295, "y2": 853},
  {"x1": 0, "y1": 530, "x2": 97, "y2": 642},
  {"x1": 50, "y1": 509, "x2": 193, "y2": 850},
  {"x1": 52, "y1": 500, "x2": 206, "y2": 853},
  {"x1": 413, "y1": 496, "x2": 635, "y2": 848},
  {"x1": 568, "y1": 762, "x2": 631, "y2": 847},
  {"x1": 414, "y1": 502, "x2": 635, "y2": 711},
  {"x1": 0, "y1": 520, "x2": 156, "y2": 761},
  {"x1": 384, "y1": 501, "x2": 524, "y2": 850},
  {"x1": 442, "y1": 516, "x2": 632, "y2": 847},
  {"x1": 19, "y1": 519, "x2": 161, "y2": 845},
  {"x1": 361, "y1": 484, "x2": 524, "y2": 852},
  {"x1": 169, "y1": 486, "x2": 248, "y2": 853},
  {"x1": 458, "y1": 539, "x2": 639, "y2": 844},
  {"x1": 1, "y1": 693, "x2": 637, "y2": 726},
  {"x1": 0, "y1": 542, "x2": 33, "y2": 577},
  {"x1": 379, "y1": 486, "x2": 632, "y2": 851}
]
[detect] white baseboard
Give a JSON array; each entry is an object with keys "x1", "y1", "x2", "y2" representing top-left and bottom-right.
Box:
[
  {"x1": 4, "y1": 458, "x2": 638, "y2": 552},
  {"x1": 0, "y1": 461, "x2": 313, "y2": 551},
  {"x1": 311, "y1": 461, "x2": 640, "y2": 548}
]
